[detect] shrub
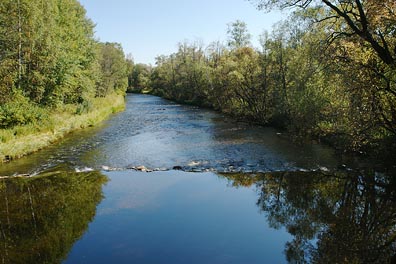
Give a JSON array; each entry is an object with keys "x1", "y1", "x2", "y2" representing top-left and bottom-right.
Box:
[{"x1": 0, "y1": 97, "x2": 48, "y2": 129}]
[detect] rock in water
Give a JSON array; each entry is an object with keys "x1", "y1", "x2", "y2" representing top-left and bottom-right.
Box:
[
  {"x1": 76, "y1": 167, "x2": 94, "y2": 172},
  {"x1": 136, "y1": 165, "x2": 147, "y2": 172}
]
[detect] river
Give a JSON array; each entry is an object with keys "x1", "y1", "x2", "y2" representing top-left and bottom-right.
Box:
[{"x1": 0, "y1": 94, "x2": 395, "y2": 263}]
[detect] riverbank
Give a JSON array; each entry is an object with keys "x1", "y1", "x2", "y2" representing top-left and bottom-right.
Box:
[
  {"x1": 146, "y1": 91, "x2": 396, "y2": 162},
  {"x1": 0, "y1": 93, "x2": 125, "y2": 163}
]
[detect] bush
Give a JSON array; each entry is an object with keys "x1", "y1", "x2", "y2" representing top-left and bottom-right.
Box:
[
  {"x1": 75, "y1": 99, "x2": 93, "y2": 115},
  {"x1": 0, "y1": 97, "x2": 48, "y2": 129}
]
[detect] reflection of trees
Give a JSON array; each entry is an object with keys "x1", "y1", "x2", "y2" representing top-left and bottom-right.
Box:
[
  {"x1": 221, "y1": 170, "x2": 396, "y2": 263},
  {"x1": 0, "y1": 171, "x2": 107, "y2": 264}
]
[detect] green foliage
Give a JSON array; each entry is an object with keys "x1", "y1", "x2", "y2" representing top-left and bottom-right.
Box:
[
  {"x1": 148, "y1": 10, "x2": 396, "y2": 151},
  {"x1": 0, "y1": 0, "x2": 129, "y2": 132},
  {"x1": 127, "y1": 63, "x2": 152, "y2": 93},
  {"x1": 151, "y1": 41, "x2": 211, "y2": 105},
  {"x1": 97, "y1": 42, "x2": 128, "y2": 97},
  {"x1": 0, "y1": 93, "x2": 125, "y2": 160},
  {"x1": 250, "y1": 0, "x2": 396, "y2": 148},
  {"x1": 226, "y1": 20, "x2": 252, "y2": 49},
  {"x1": 75, "y1": 100, "x2": 93, "y2": 115},
  {"x1": 0, "y1": 95, "x2": 47, "y2": 128}
]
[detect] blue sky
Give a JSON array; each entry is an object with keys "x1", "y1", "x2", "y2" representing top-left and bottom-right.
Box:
[{"x1": 79, "y1": 0, "x2": 287, "y2": 65}]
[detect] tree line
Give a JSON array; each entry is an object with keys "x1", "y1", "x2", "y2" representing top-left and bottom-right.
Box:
[
  {"x1": 0, "y1": 0, "x2": 131, "y2": 129},
  {"x1": 131, "y1": 0, "x2": 396, "y2": 152}
]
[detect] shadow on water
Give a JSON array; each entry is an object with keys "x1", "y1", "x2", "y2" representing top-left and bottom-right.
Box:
[
  {"x1": 0, "y1": 170, "x2": 108, "y2": 264},
  {"x1": 219, "y1": 169, "x2": 396, "y2": 264}
]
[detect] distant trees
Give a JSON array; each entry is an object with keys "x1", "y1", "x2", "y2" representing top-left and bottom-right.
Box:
[
  {"x1": 227, "y1": 20, "x2": 252, "y2": 49},
  {"x1": 151, "y1": 41, "x2": 210, "y2": 105},
  {"x1": 0, "y1": 0, "x2": 129, "y2": 129},
  {"x1": 127, "y1": 63, "x2": 152, "y2": 93}
]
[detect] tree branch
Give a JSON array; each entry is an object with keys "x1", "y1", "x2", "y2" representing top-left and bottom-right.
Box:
[
  {"x1": 314, "y1": 15, "x2": 339, "y2": 24},
  {"x1": 326, "y1": 31, "x2": 356, "y2": 46},
  {"x1": 355, "y1": 0, "x2": 368, "y2": 32},
  {"x1": 321, "y1": 0, "x2": 394, "y2": 65},
  {"x1": 322, "y1": 0, "x2": 362, "y2": 34}
]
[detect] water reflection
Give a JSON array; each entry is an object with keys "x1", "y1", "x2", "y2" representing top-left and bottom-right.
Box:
[
  {"x1": 220, "y1": 170, "x2": 396, "y2": 263},
  {"x1": 2, "y1": 167, "x2": 395, "y2": 263},
  {"x1": 64, "y1": 170, "x2": 291, "y2": 264},
  {"x1": 0, "y1": 170, "x2": 107, "y2": 264}
]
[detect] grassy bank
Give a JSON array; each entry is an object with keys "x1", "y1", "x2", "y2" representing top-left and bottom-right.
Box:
[{"x1": 0, "y1": 93, "x2": 125, "y2": 162}]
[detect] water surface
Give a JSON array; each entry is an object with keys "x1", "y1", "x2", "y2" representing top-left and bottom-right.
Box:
[
  {"x1": 1, "y1": 94, "x2": 395, "y2": 263},
  {"x1": 0, "y1": 94, "x2": 341, "y2": 176},
  {"x1": 1, "y1": 169, "x2": 395, "y2": 263},
  {"x1": 65, "y1": 170, "x2": 291, "y2": 264}
]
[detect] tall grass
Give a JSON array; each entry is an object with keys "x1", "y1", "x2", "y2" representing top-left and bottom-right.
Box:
[{"x1": 0, "y1": 93, "x2": 125, "y2": 162}]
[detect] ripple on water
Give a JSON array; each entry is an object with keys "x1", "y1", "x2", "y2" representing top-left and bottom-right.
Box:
[{"x1": 0, "y1": 94, "x2": 341, "y2": 176}]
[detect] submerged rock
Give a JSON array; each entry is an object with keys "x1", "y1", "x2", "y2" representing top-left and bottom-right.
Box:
[
  {"x1": 101, "y1": 165, "x2": 122, "y2": 171},
  {"x1": 136, "y1": 165, "x2": 148, "y2": 172},
  {"x1": 153, "y1": 168, "x2": 169, "y2": 171},
  {"x1": 76, "y1": 167, "x2": 94, "y2": 173},
  {"x1": 319, "y1": 166, "x2": 329, "y2": 172}
]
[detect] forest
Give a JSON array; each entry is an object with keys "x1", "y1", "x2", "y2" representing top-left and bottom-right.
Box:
[
  {"x1": 0, "y1": 0, "x2": 132, "y2": 160},
  {"x1": 130, "y1": 0, "x2": 396, "y2": 153},
  {"x1": 1, "y1": 0, "x2": 395, "y2": 158}
]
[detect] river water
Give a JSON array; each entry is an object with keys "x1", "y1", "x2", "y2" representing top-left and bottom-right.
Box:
[{"x1": 1, "y1": 94, "x2": 395, "y2": 263}]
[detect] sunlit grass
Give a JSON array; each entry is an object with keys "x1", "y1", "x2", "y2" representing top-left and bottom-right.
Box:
[{"x1": 0, "y1": 93, "x2": 125, "y2": 162}]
